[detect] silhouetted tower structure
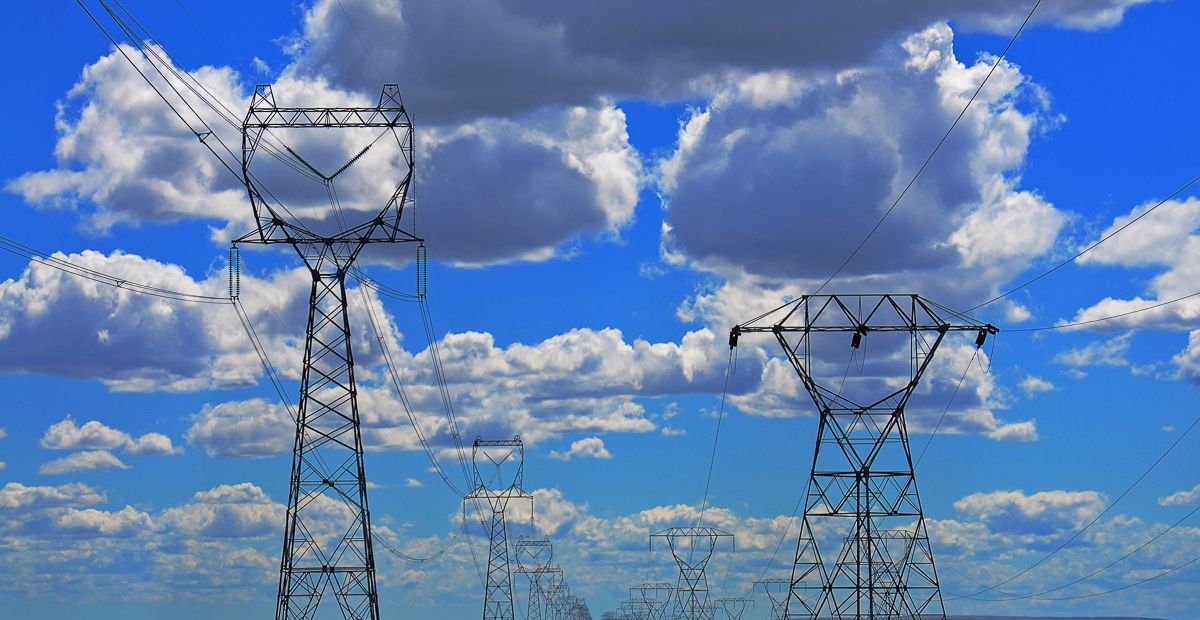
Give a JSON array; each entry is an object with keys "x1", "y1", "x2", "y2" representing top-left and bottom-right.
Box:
[
  {"x1": 516, "y1": 537, "x2": 555, "y2": 620},
  {"x1": 715, "y1": 598, "x2": 751, "y2": 620},
  {"x1": 547, "y1": 584, "x2": 571, "y2": 620},
  {"x1": 466, "y1": 436, "x2": 533, "y2": 620},
  {"x1": 540, "y1": 566, "x2": 565, "y2": 620},
  {"x1": 621, "y1": 599, "x2": 647, "y2": 620},
  {"x1": 237, "y1": 84, "x2": 418, "y2": 620},
  {"x1": 732, "y1": 294, "x2": 996, "y2": 619},
  {"x1": 652, "y1": 527, "x2": 733, "y2": 620},
  {"x1": 635, "y1": 583, "x2": 676, "y2": 620},
  {"x1": 754, "y1": 579, "x2": 789, "y2": 620}
]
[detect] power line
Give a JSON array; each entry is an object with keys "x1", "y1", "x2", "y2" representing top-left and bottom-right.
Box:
[
  {"x1": 0, "y1": 233, "x2": 229, "y2": 305},
  {"x1": 952, "y1": 499, "x2": 1200, "y2": 602},
  {"x1": 955, "y1": 403, "x2": 1200, "y2": 598},
  {"x1": 914, "y1": 347, "x2": 979, "y2": 466},
  {"x1": 970, "y1": 171, "x2": 1200, "y2": 313},
  {"x1": 697, "y1": 348, "x2": 735, "y2": 527},
  {"x1": 1006, "y1": 289, "x2": 1200, "y2": 332},
  {"x1": 809, "y1": 0, "x2": 1042, "y2": 297}
]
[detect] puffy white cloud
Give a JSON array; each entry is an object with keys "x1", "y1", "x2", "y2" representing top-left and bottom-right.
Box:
[
  {"x1": 403, "y1": 478, "x2": 423, "y2": 488},
  {"x1": 548, "y1": 437, "x2": 612, "y2": 461},
  {"x1": 986, "y1": 419, "x2": 1039, "y2": 442},
  {"x1": 659, "y1": 24, "x2": 1065, "y2": 297},
  {"x1": 187, "y1": 324, "x2": 742, "y2": 458},
  {"x1": 289, "y1": 0, "x2": 1149, "y2": 120},
  {"x1": 953, "y1": 489, "x2": 1106, "y2": 537},
  {"x1": 1159, "y1": 482, "x2": 1200, "y2": 507},
  {"x1": 159, "y1": 483, "x2": 283, "y2": 538},
  {"x1": 5, "y1": 45, "x2": 248, "y2": 234},
  {"x1": 1059, "y1": 198, "x2": 1200, "y2": 335},
  {"x1": 0, "y1": 482, "x2": 105, "y2": 510},
  {"x1": 52, "y1": 506, "x2": 153, "y2": 538},
  {"x1": 41, "y1": 418, "x2": 129, "y2": 451},
  {"x1": 0, "y1": 478, "x2": 279, "y2": 603},
  {"x1": 414, "y1": 104, "x2": 642, "y2": 264},
  {"x1": 10, "y1": 45, "x2": 642, "y2": 266},
  {"x1": 38, "y1": 450, "x2": 130, "y2": 475},
  {"x1": 41, "y1": 417, "x2": 179, "y2": 456},
  {"x1": 0, "y1": 250, "x2": 405, "y2": 393},
  {"x1": 184, "y1": 398, "x2": 294, "y2": 459},
  {"x1": 1054, "y1": 333, "x2": 1132, "y2": 368},
  {"x1": 1019, "y1": 374, "x2": 1055, "y2": 396}
]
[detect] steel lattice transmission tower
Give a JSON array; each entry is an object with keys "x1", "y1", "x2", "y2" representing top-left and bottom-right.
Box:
[
  {"x1": 714, "y1": 598, "x2": 751, "y2": 620},
  {"x1": 651, "y1": 527, "x2": 733, "y2": 620},
  {"x1": 237, "y1": 84, "x2": 419, "y2": 620},
  {"x1": 516, "y1": 537, "x2": 555, "y2": 620},
  {"x1": 635, "y1": 583, "x2": 676, "y2": 620},
  {"x1": 467, "y1": 436, "x2": 533, "y2": 620},
  {"x1": 754, "y1": 579, "x2": 789, "y2": 620},
  {"x1": 732, "y1": 294, "x2": 996, "y2": 619}
]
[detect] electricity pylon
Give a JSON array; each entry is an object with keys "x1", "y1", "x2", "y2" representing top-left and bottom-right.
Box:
[
  {"x1": 547, "y1": 584, "x2": 571, "y2": 620},
  {"x1": 651, "y1": 527, "x2": 733, "y2": 620},
  {"x1": 516, "y1": 537, "x2": 555, "y2": 620},
  {"x1": 540, "y1": 566, "x2": 565, "y2": 620},
  {"x1": 237, "y1": 83, "x2": 418, "y2": 620},
  {"x1": 754, "y1": 579, "x2": 788, "y2": 620},
  {"x1": 714, "y1": 598, "x2": 751, "y2": 620},
  {"x1": 621, "y1": 599, "x2": 647, "y2": 620},
  {"x1": 732, "y1": 294, "x2": 996, "y2": 619},
  {"x1": 466, "y1": 436, "x2": 533, "y2": 620},
  {"x1": 635, "y1": 583, "x2": 676, "y2": 620}
]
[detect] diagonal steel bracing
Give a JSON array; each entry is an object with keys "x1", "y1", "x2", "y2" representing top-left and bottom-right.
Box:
[
  {"x1": 467, "y1": 437, "x2": 533, "y2": 620},
  {"x1": 734, "y1": 294, "x2": 996, "y2": 620},
  {"x1": 236, "y1": 83, "x2": 419, "y2": 620}
]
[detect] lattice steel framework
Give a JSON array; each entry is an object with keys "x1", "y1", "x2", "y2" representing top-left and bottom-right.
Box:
[
  {"x1": 620, "y1": 599, "x2": 647, "y2": 620},
  {"x1": 466, "y1": 437, "x2": 533, "y2": 620},
  {"x1": 732, "y1": 294, "x2": 995, "y2": 620},
  {"x1": 714, "y1": 598, "x2": 751, "y2": 620},
  {"x1": 651, "y1": 528, "x2": 733, "y2": 620},
  {"x1": 237, "y1": 84, "x2": 418, "y2": 620},
  {"x1": 635, "y1": 583, "x2": 676, "y2": 620},
  {"x1": 516, "y1": 537, "x2": 555, "y2": 620},
  {"x1": 754, "y1": 579, "x2": 789, "y2": 620}
]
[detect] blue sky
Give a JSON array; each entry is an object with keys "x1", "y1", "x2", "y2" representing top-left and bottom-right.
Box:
[{"x1": 2, "y1": 1, "x2": 1199, "y2": 618}]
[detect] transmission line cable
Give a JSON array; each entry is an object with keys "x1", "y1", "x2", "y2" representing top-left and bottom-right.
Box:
[
  {"x1": 697, "y1": 348, "x2": 735, "y2": 526},
  {"x1": 915, "y1": 347, "x2": 979, "y2": 466},
  {"x1": 808, "y1": 0, "x2": 1042, "y2": 297},
  {"x1": 0, "y1": 234, "x2": 229, "y2": 304},
  {"x1": 956, "y1": 405, "x2": 1200, "y2": 598},
  {"x1": 952, "y1": 499, "x2": 1200, "y2": 602},
  {"x1": 1005, "y1": 290, "x2": 1200, "y2": 332},
  {"x1": 970, "y1": 171, "x2": 1200, "y2": 313}
]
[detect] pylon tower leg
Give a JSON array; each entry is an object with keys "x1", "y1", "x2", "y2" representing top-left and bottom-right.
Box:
[
  {"x1": 484, "y1": 499, "x2": 516, "y2": 620},
  {"x1": 276, "y1": 261, "x2": 379, "y2": 620},
  {"x1": 734, "y1": 295, "x2": 988, "y2": 620},
  {"x1": 527, "y1": 573, "x2": 543, "y2": 620}
]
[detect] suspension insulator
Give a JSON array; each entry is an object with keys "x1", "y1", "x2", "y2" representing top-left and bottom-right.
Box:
[
  {"x1": 228, "y1": 245, "x2": 241, "y2": 300},
  {"x1": 416, "y1": 244, "x2": 428, "y2": 298}
]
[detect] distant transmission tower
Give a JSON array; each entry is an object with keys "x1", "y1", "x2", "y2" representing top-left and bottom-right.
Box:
[
  {"x1": 620, "y1": 599, "x2": 646, "y2": 620},
  {"x1": 237, "y1": 84, "x2": 418, "y2": 620},
  {"x1": 516, "y1": 537, "x2": 555, "y2": 620},
  {"x1": 634, "y1": 583, "x2": 676, "y2": 620},
  {"x1": 732, "y1": 294, "x2": 996, "y2": 619},
  {"x1": 753, "y1": 579, "x2": 788, "y2": 620},
  {"x1": 466, "y1": 436, "x2": 533, "y2": 620},
  {"x1": 714, "y1": 598, "x2": 751, "y2": 620},
  {"x1": 652, "y1": 527, "x2": 733, "y2": 620}
]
